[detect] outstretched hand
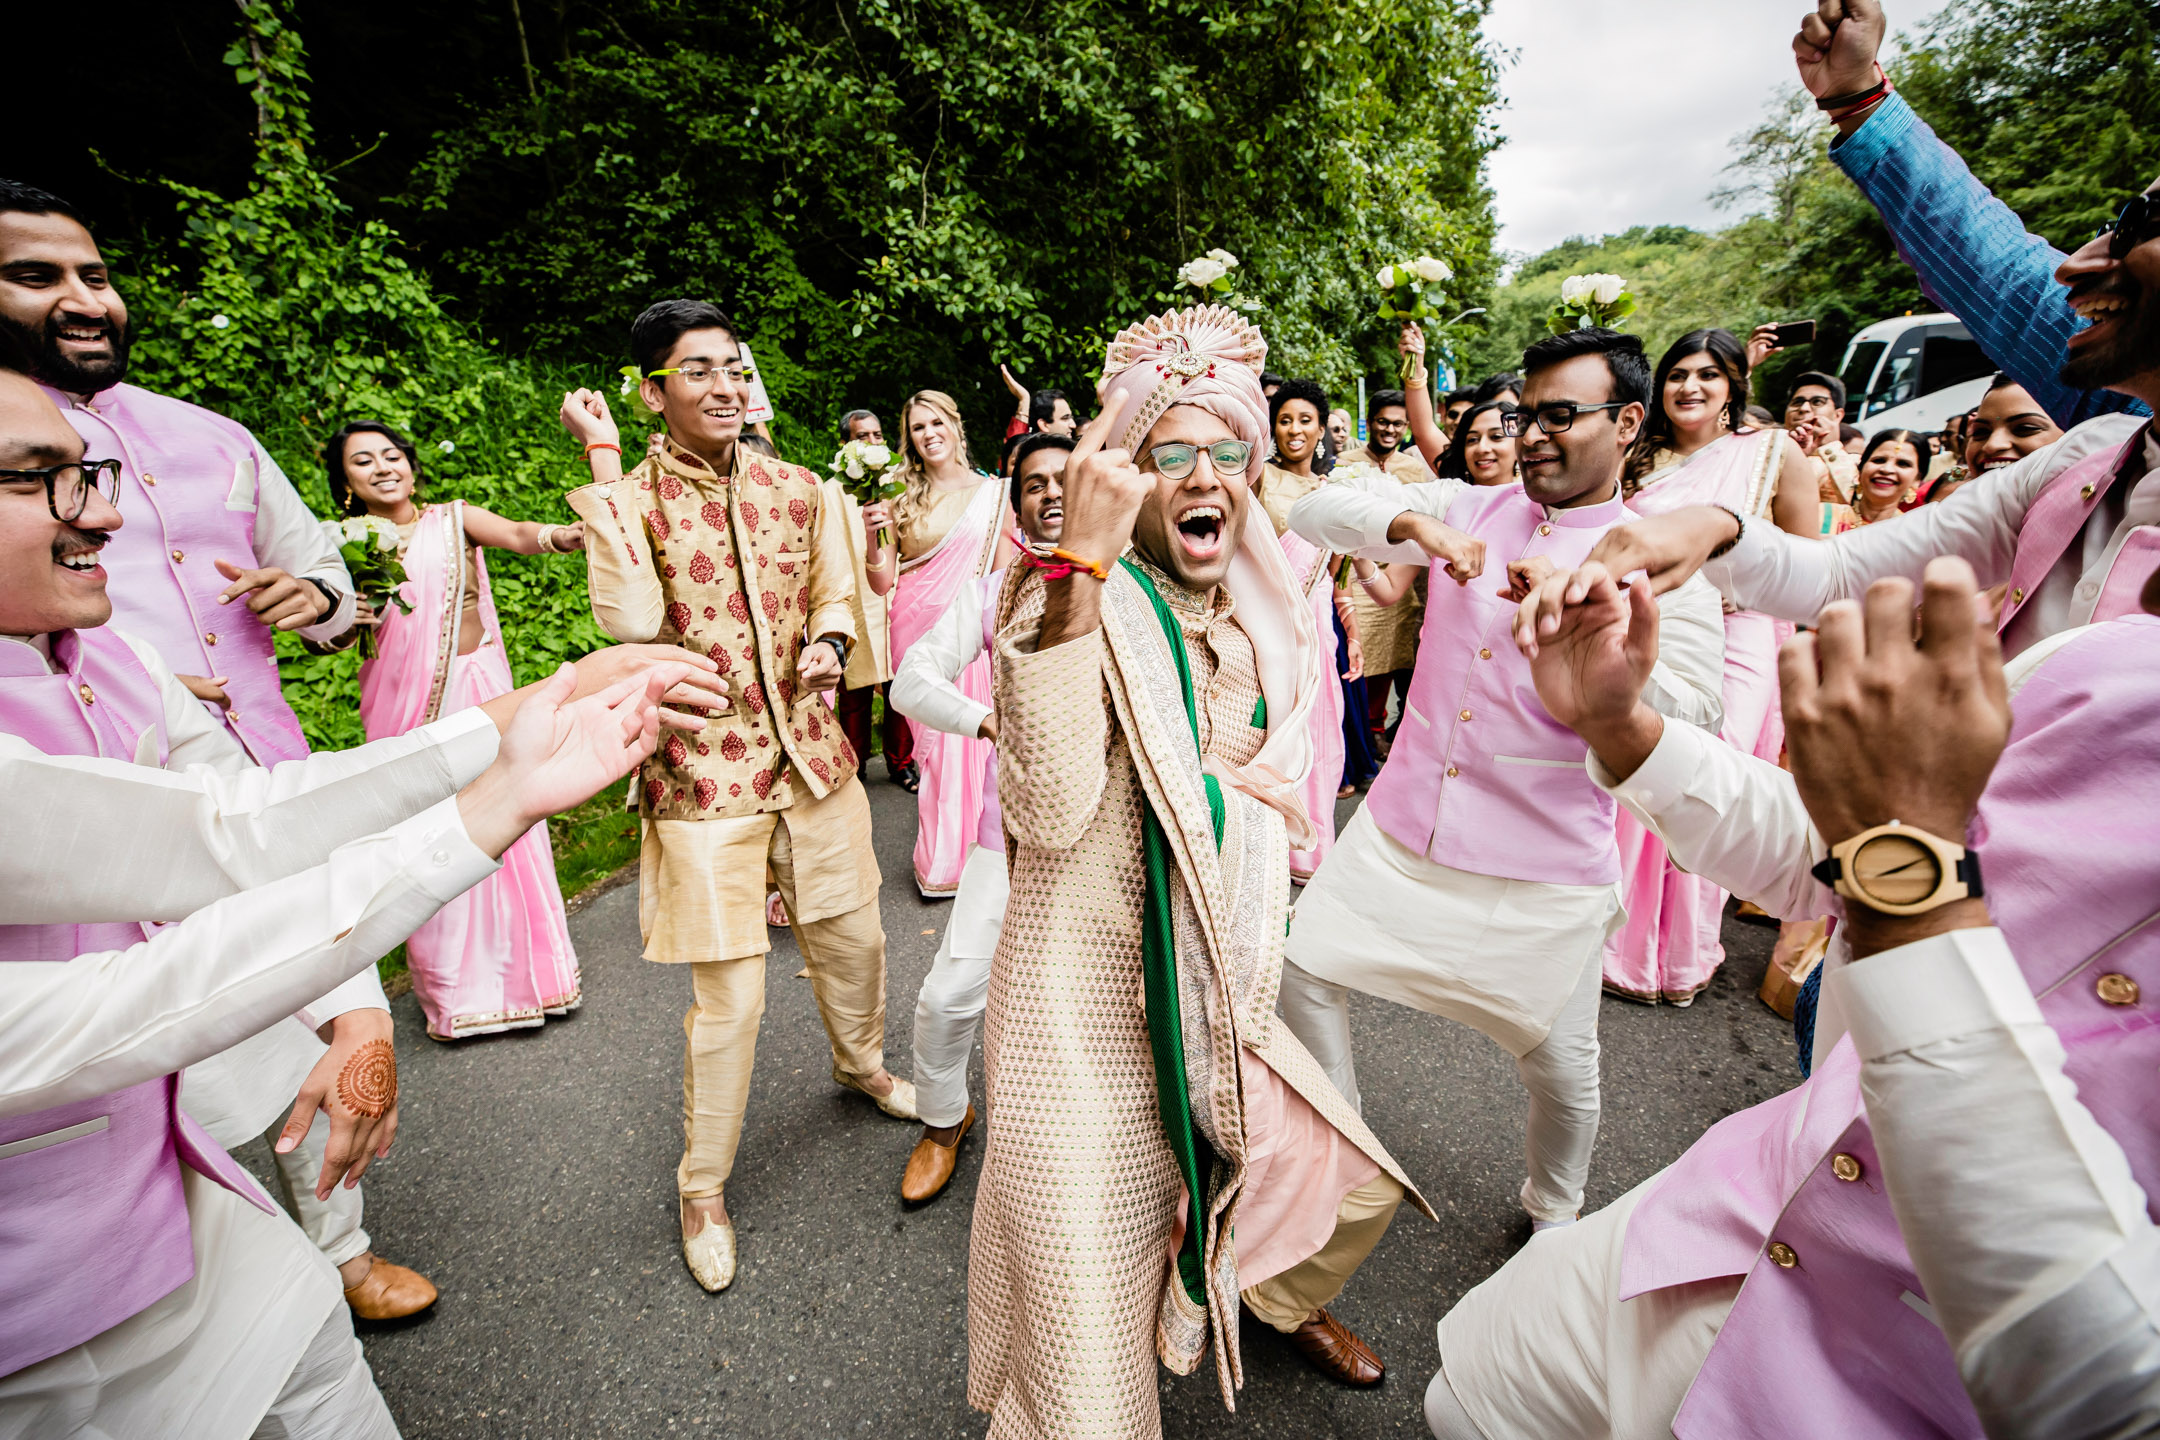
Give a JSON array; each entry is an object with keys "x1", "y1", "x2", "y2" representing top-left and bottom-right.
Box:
[
  {"x1": 1794, "y1": 0, "x2": 1885, "y2": 101},
  {"x1": 277, "y1": 1007, "x2": 397, "y2": 1198},
  {"x1": 1518, "y1": 563, "x2": 1667, "y2": 779},
  {"x1": 1000, "y1": 363, "x2": 1029, "y2": 405},
  {"x1": 458, "y1": 663, "x2": 675, "y2": 856}
]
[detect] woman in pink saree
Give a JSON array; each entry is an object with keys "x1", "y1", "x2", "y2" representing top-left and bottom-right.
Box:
[
  {"x1": 888, "y1": 391, "x2": 1010, "y2": 897},
  {"x1": 1256, "y1": 379, "x2": 1347, "y2": 879},
  {"x1": 334, "y1": 422, "x2": 588, "y2": 1039},
  {"x1": 1606, "y1": 331, "x2": 1823, "y2": 1004}
]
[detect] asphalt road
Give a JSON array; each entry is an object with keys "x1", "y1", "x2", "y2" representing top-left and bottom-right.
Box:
[{"x1": 238, "y1": 768, "x2": 1797, "y2": 1438}]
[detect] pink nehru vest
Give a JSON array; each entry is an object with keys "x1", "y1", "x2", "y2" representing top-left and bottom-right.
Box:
[
  {"x1": 976, "y1": 571, "x2": 1003, "y2": 853},
  {"x1": 46, "y1": 382, "x2": 311, "y2": 766},
  {"x1": 1623, "y1": 615, "x2": 2160, "y2": 1438},
  {"x1": 1362, "y1": 482, "x2": 1632, "y2": 885},
  {"x1": 1998, "y1": 429, "x2": 2157, "y2": 647},
  {"x1": 0, "y1": 627, "x2": 273, "y2": 1379}
]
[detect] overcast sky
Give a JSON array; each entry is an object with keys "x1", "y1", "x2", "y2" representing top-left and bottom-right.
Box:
[{"x1": 1482, "y1": 0, "x2": 1947, "y2": 258}]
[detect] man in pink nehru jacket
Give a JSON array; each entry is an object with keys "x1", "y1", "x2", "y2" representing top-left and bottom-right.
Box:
[
  {"x1": 1422, "y1": 552, "x2": 2160, "y2": 1439},
  {"x1": 0, "y1": 178, "x2": 355, "y2": 766}
]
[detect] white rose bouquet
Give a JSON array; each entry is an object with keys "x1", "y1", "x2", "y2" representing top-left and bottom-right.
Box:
[
  {"x1": 1176, "y1": 247, "x2": 1241, "y2": 298},
  {"x1": 1376, "y1": 255, "x2": 1457, "y2": 384},
  {"x1": 322, "y1": 514, "x2": 411, "y2": 653},
  {"x1": 1546, "y1": 273, "x2": 1636, "y2": 335},
  {"x1": 831, "y1": 438, "x2": 904, "y2": 544}
]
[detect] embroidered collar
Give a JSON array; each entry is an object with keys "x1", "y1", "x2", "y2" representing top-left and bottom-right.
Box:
[{"x1": 1128, "y1": 551, "x2": 1234, "y2": 625}]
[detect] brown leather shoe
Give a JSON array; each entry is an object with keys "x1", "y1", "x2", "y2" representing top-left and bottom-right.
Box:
[
  {"x1": 343, "y1": 1257, "x2": 439, "y2": 1321},
  {"x1": 899, "y1": 1107, "x2": 976, "y2": 1205},
  {"x1": 1285, "y1": 1308, "x2": 1384, "y2": 1386}
]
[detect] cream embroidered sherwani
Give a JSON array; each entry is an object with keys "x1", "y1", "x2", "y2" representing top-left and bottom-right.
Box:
[
  {"x1": 569, "y1": 441, "x2": 891, "y2": 1197},
  {"x1": 967, "y1": 559, "x2": 1428, "y2": 1439}
]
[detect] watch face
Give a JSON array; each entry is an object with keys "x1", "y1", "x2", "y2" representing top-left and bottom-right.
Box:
[{"x1": 1850, "y1": 833, "x2": 1944, "y2": 906}]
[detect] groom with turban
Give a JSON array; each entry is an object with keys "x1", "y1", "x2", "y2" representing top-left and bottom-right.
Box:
[{"x1": 966, "y1": 306, "x2": 1431, "y2": 1438}]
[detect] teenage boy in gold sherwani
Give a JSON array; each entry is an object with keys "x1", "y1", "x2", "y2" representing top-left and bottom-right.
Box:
[{"x1": 560, "y1": 299, "x2": 915, "y2": 1295}]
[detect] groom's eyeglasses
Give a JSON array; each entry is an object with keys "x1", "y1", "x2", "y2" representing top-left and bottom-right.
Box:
[{"x1": 1144, "y1": 440, "x2": 1254, "y2": 480}]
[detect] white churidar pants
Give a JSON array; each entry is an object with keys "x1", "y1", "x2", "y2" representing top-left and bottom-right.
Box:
[
  {"x1": 264, "y1": 1110, "x2": 372, "y2": 1268},
  {"x1": 910, "y1": 844, "x2": 1009, "y2": 1128},
  {"x1": 1281, "y1": 806, "x2": 1619, "y2": 1223}
]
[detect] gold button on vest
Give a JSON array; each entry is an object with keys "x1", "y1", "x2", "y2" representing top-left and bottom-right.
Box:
[
  {"x1": 78, "y1": 684, "x2": 95, "y2": 706},
  {"x1": 1831, "y1": 1153, "x2": 1863, "y2": 1183},
  {"x1": 170, "y1": 549, "x2": 185, "y2": 563},
  {"x1": 2096, "y1": 973, "x2": 2140, "y2": 1007},
  {"x1": 1538, "y1": 523, "x2": 1553, "y2": 536},
  {"x1": 1478, "y1": 647, "x2": 1492, "y2": 660},
  {"x1": 1445, "y1": 766, "x2": 1459, "y2": 778},
  {"x1": 1459, "y1": 708, "x2": 1472, "y2": 722},
  {"x1": 1767, "y1": 1241, "x2": 1798, "y2": 1269}
]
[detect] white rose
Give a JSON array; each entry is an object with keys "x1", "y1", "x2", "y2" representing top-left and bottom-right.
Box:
[
  {"x1": 1180, "y1": 257, "x2": 1227, "y2": 289},
  {"x1": 1376, "y1": 264, "x2": 1401, "y2": 290},
  {"x1": 1559, "y1": 275, "x2": 1590, "y2": 305},
  {"x1": 861, "y1": 443, "x2": 892, "y2": 469},
  {"x1": 845, "y1": 460, "x2": 864, "y2": 480},
  {"x1": 1206, "y1": 248, "x2": 1239, "y2": 269},
  {"x1": 1411, "y1": 255, "x2": 1452, "y2": 283},
  {"x1": 1591, "y1": 273, "x2": 1626, "y2": 305}
]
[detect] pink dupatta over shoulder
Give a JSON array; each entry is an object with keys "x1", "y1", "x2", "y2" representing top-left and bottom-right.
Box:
[
  {"x1": 891, "y1": 478, "x2": 1007, "y2": 896},
  {"x1": 359, "y1": 500, "x2": 580, "y2": 1038}
]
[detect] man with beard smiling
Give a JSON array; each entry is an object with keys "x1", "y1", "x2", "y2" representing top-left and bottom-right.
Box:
[
  {"x1": 1281, "y1": 328, "x2": 1726, "y2": 1235},
  {"x1": 1555, "y1": 174, "x2": 2160, "y2": 666},
  {"x1": 970, "y1": 307, "x2": 1431, "y2": 1431},
  {"x1": 0, "y1": 180, "x2": 356, "y2": 766}
]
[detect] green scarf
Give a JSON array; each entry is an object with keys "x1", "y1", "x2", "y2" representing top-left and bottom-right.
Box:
[{"x1": 1121, "y1": 556, "x2": 1223, "y2": 1307}]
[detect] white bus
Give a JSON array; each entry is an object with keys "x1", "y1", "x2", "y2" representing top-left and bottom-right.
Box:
[{"x1": 1834, "y1": 312, "x2": 1999, "y2": 434}]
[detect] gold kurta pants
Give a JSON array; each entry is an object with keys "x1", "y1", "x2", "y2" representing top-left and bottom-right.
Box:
[{"x1": 642, "y1": 776, "x2": 888, "y2": 1198}]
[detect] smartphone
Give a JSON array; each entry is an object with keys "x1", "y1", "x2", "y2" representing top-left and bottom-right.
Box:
[{"x1": 1771, "y1": 320, "x2": 1817, "y2": 349}]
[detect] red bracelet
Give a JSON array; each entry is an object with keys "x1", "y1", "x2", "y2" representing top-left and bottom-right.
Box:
[{"x1": 583, "y1": 441, "x2": 621, "y2": 457}]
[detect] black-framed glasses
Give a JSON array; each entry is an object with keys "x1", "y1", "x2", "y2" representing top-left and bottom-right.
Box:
[
  {"x1": 2097, "y1": 191, "x2": 2160, "y2": 260},
  {"x1": 1501, "y1": 402, "x2": 1628, "y2": 438},
  {"x1": 1144, "y1": 439, "x2": 1254, "y2": 480},
  {"x1": 0, "y1": 458, "x2": 122, "y2": 522}
]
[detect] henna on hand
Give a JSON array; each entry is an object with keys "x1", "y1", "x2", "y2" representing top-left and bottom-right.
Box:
[{"x1": 335, "y1": 1038, "x2": 398, "y2": 1119}]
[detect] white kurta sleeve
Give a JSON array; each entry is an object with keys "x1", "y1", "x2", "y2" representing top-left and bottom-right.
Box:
[
  {"x1": 121, "y1": 638, "x2": 395, "y2": 1028},
  {"x1": 249, "y1": 445, "x2": 358, "y2": 644},
  {"x1": 1590, "y1": 716, "x2": 1826, "y2": 921},
  {"x1": 888, "y1": 582, "x2": 991, "y2": 739},
  {"x1": 1637, "y1": 574, "x2": 1726, "y2": 732},
  {"x1": 1287, "y1": 474, "x2": 1465, "y2": 564},
  {"x1": 0, "y1": 797, "x2": 498, "y2": 1118},
  {"x1": 0, "y1": 709, "x2": 498, "y2": 926},
  {"x1": 1698, "y1": 424, "x2": 2127, "y2": 620},
  {"x1": 1830, "y1": 928, "x2": 2160, "y2": 1437}
]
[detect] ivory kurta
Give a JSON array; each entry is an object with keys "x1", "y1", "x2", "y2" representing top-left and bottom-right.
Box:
[{"x1": 968, "y1": 561, "x2": 1425, "y2": 1439}]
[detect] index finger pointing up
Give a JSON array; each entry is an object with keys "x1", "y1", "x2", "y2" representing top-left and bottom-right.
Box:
[{"x1": 1071, "y1": 388, "x2": 1133, "y2": 470}]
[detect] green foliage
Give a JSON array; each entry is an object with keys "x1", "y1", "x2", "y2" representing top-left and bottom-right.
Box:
[
  {"x1": 392, "y1": 0, "x2": 1501, "y2": 424},
  {"x1": 1463, "y1": 0, "x2": 2157, "y2": 406},
  {"x1": 113, "y1": 2, "x2": 614, "y2": 749}
]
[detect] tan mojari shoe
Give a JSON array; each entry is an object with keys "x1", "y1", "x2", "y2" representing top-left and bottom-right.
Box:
[
  {"x1": 343, "y1": 1257, "x2": 439, "y2": 1320},
  {"x1": 681, "y1": 1212, "x2": 737, "y2": 1293},
  {"x1": 834, "y1": 1069, "x2": 919, "y2": 1120},
  {"x1": 900, "y1": 1107, "x2": 977, "y2": 1205},
  {"x1": 1285, "y1": 1308, "x2": 1385, "y2": 1387}
]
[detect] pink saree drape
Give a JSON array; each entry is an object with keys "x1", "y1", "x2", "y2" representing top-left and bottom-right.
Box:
[
  {"x1": 891, "y1": 479, "x2": 1006, "y2": 897},
  {"x1": 360, "y1": 501, "x2": 580, "y2": 1038},
  {"x1": 1605, "y1": 430, "x2": 1788, "y2": 1004},
  {"x1": 1280, "y1": 529, "x2": 1344, "y2": 880}
]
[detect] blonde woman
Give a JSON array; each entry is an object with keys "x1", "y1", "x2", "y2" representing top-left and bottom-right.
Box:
[{"x1": 885, "y1": 390, "x2": 1010, "y2": 896}]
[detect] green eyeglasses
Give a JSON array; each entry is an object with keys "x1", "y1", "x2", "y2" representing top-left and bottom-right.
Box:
[{"x1": 1144, "y1": 439, "x2": 1254, "y2": 480}]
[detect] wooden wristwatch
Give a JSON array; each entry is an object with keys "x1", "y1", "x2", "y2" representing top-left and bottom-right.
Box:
[{"x1": 1809, "y1": 820, "x2": 1983, "y2": 917}]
